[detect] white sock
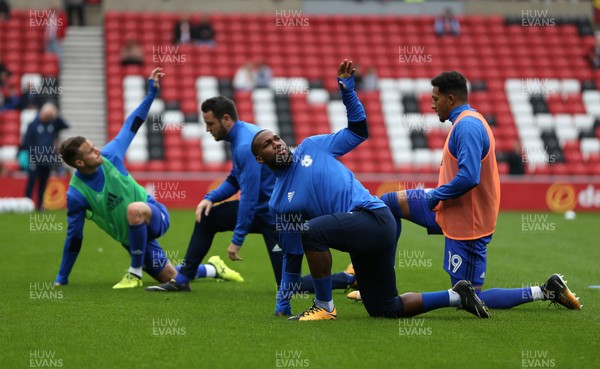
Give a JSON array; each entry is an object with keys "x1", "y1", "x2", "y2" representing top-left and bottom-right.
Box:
[
  {"x1": 448, "y1": 289, "x2": 461, "y2": 307},
  {"x1": 205, "y1": 264, "x2": 217, "y2": 278},
  {"x1": 531, "y1": 286, "x2": 544, "y2": 301},
  {"x1": 315, "y1": 299, "x2": 335, "y2": 312},
  {"x1": 128, "y1": 266, "x2": 142, "y2": 278}
]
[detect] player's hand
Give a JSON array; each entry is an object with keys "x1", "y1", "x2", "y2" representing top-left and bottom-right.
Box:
[
  {"x1": 425, "y1": 189, "x2": 440, "y2": 211},
  {"x1": 149, "y1": 67, "x2": 166, "y2": 89},
  {"x1": 227, "y1": 243, "x2": 243, "y2": 261},
  {"x1": 337, "y1": 59, "x2": 356, "y2": 91},
  {"x1": 196, "y1": 199, "x2": 213, "y2": 223}
]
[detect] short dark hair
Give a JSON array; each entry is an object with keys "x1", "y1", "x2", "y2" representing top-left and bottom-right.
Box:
[
  {"x1": 431, "y1": 71, "x2": 468, "y2": 101},
  {"x1": 251, "y1": 129, "x2": 268, "y2": 156},
  {"x1": 59, "y1": 136, "x2": 86, "y2": 167},
  {"x1": 201, "y1": 96, "x2": 238, "y2": 121}
]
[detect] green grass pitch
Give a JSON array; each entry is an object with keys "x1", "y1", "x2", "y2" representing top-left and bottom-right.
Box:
[{"x1": 2, "y1": 210, "x2": 599, "y2": 369}]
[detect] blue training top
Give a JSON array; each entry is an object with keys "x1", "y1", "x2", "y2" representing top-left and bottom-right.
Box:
[
  {"x1": 269, "y1": 130, "x2": 385, "y2": 254},
  {"x1": 203, "y1": 121, "x2": 276, "y2": 246},
  {"x1": 55, "y1": 79, "x2": 158, "y2": 284},
  {"x1": 268, "y1": 74, "x2": 384, "y2": 253}
]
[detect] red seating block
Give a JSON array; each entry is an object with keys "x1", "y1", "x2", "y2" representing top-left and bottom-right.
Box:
[{"x1": 97, "y1": 13, "x2": 594, "y2": 174}]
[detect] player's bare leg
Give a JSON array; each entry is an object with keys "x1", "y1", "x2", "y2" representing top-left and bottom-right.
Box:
[
  {"x1": 127, "y1": 202, "x2": 153, "y2": 225},
  {"x1": 305, "y1": 250, "x2": 332, "y2": 279},
  {"x1": 154, "y1": 261, "x2": 177, "y2": 283}
]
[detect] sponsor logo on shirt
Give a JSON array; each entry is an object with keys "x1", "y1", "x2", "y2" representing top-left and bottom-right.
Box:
[{"x1": 107, "y1": 192, "x2": 124, "y2": 211}]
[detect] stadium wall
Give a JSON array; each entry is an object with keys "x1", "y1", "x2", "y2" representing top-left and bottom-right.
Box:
[
  {"x1": 8, "y1": 0, "x2": 63, "y2": 9},
  {"x1": 465, "y1": 0, "x2": 592, "y2": 18},
  {"x1": 2, "y1": 176, "x2": 599, "y2": 213},
  {"x1": 102, "y1": 0, "x2": 302, "y2": 13},
  {"x1": 7, "y1": 0, "x2": 586, "y2": 18}
]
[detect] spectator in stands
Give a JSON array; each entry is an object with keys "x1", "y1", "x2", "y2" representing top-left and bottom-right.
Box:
[
  {"x1": 506, "y1": 140, "x2": 525, "y2": 175},
  {"x1": 195, "y1": 15, "x2": 216, "y2": 47},
  {"x1": 2, "y1": 86, "x2": 20, "y2": 110},
  {"x1": 20, "y1": 81, "x2": 46, "y2": 110},
  {"x1": 173, "y1": 17, "x2": 197, "y2": 45},
  {"x1": 362, "y1": 66, "x2": 378, "y2": 92},
  {"x1": 589, "y1": 37, "x2": 600, "y2": 69},
  {"x1": 254, "y1": 59, "x2": 272, "y2": 88},
  {"x1": 64, "y1": 0, "x2": 85, "y2": 26},
  {"x1": 434, "y1": 7, "x2": 460, "y2": 37},
  {"x1": 121, "y1": 38, "x2": 144, "y2": 66},
  {"x1": 0, "y1": 0, "x2": 10, "y2": 20},
  {"x1": 21, "y1": 102, "x2": 69, "y2": 211},
  {"x1": 233, "y1": 62, "x2": 255, "y2": 91},
  {"x1": 45, "y1": 8, "x2": 67, "y2": 66},
  {"x1": 0, "y1": 57, "x2": 10, "y2": 87}
]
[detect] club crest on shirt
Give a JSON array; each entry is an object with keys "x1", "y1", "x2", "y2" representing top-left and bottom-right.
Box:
[{"x1": 301, "y1": 155, "x2": 313, "y2": 167}]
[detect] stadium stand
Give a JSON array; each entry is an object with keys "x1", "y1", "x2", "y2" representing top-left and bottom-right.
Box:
[
  {"x1": 2, "y1": 11, "x2": 592, "y2": 176},
  {"x1": 0, "y1": 10, "x2": 61, "y2": 172}
]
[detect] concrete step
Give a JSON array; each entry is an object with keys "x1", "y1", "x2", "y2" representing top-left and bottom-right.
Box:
[
  {"x1": 60, "y1": 86, "x2": 105, "y2": 91},
  {"x1": 61, "y1": 97, "x2": 104, "y2": 101},
  {"x1": 61, "y1": 69, "x2": 105, "y2": 74},
  {"x1": 61, "y1": 98, "x2": 104, "y2": 103},
  {"x1": 61, "y1": 73, "x2": 104, "y2": 78},
  {"x1": 63, "y1": 111, "x2": 104, "y2": 117},
  {"x1": 61, "y1": 87, "x2": 104, "y2": 92},
  {"x1": 62, "y1": 132, "x2": 105, "y2": 139},
  {"x1": 66, "y1": 26, "x2": 102, "y2": 34},
  {"x1": 60, "y1": 25, "x2": 106, "y2": 145},
  {"x1": 62, "y1": 115, "x2": 105, "y2": 120},
  {"x1": 62, "y1": 40, "x2": 102, "y2": 45},
  {"x1": 60, "y1": 74, "x2": 104, "y2": 81},
  {"x1": 63, "y1": 128, "x2": 104, "y2": 132},
  {"x1": 62, "y1": 52, "x2": 103, "y2": 57},
  {"x1": 62, "y1": 52, "x2": 104, "y2": 58}
]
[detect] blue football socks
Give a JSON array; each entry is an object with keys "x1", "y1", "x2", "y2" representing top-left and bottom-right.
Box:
[
  {"x1": 479, "y1": 288, "x2": 533, "y2": 309},
  {"x1": 128, "y1": 223, "x2": 147, "y2": 269},
  {"x1": 421, "y1": 291, "x2": 451, "y2": 312}
]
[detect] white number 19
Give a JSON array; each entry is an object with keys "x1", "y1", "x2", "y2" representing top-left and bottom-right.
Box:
[{"x1": 447, "y1": 252, "x2": 462, "y2": 274}]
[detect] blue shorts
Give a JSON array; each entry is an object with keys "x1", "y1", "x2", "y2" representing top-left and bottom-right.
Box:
[
  {"x1": 121, "y1": 198, "x2": 171, "y2": 277},
  {"x1": 405, "y1": 189, "x2": 491, "y2": 287},
  {"x1": 146, "y1": 197, "x2": 170, "y2": 238}
]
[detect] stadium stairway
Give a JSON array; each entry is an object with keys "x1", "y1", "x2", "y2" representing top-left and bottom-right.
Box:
[{"x1": 60, "y1": 26, "x2": 106, "y2": 145}]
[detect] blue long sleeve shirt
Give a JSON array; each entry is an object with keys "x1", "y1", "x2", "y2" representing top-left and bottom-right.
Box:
[
  {"x1": 204, "y1": 121, "x2": 276, "y2": 246},
  {"x1": 269, "y1": 128, "x2": 384, "y2": 253},
  {"x1": 55, "y1": 79, "x2": 158, "y2": 284},
  {"x1": 430, "y1": 104, "x2": 490, "y2": 203}
]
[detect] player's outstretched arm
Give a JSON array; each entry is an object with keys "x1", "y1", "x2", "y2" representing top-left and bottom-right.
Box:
[
  {"x1": 338, "y1": 59, "x2": 367, "y2": 133},
  {"x1": 103, "y1": 67, "x2": 166, "y2": 161},
  {"x1": 54, "y1": 195, "x2": 87, "y2": 285},
  {"x1": 310, "y1": 59, "x2": 367, "y2": 157}
]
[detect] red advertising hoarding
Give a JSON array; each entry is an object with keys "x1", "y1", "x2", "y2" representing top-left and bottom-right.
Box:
[{"x1": 2, "y1": 174, "x2": 599, "y2": 213}]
